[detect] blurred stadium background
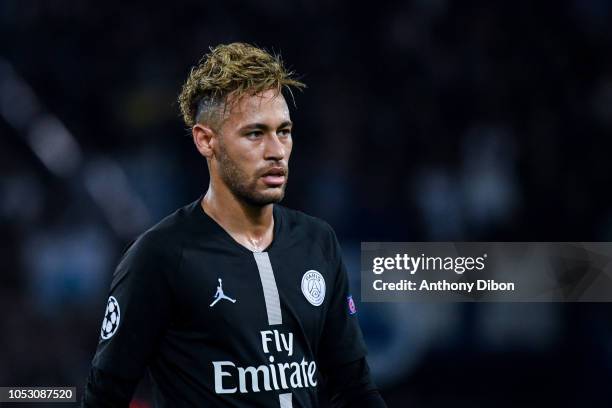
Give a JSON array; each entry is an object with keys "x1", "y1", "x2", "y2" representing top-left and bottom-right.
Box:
[{"x1": 2, "y1": 1, "x2": 612, "y2": 406}]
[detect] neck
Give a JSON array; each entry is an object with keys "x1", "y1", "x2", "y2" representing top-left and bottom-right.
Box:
[{"x1": 201, "y1": 181, "x2": 274, "y2": 252}]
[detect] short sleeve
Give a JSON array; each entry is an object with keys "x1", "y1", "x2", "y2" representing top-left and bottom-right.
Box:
[
  {"x1": 91, "y1": 232, "x2": 177, "y2": 380},
  {"x1": 318, "y1": 226, "x2": 368, "y2": 368}
]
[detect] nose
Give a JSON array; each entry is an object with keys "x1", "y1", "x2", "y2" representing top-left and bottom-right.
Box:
[{"x1": 263, "y1": 133, "x2": 287, "y2": 161}]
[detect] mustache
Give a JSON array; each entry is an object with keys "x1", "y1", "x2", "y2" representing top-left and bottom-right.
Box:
[{"x1": 259, "y1": 164, "x2": 288, "y2": 177}]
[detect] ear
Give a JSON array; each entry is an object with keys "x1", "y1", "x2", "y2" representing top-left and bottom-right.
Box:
[{"x1": 192, "y1": 123, "x2": 216, "y2": 159}]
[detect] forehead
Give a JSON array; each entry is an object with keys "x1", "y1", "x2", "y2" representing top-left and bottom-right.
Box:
[{"x1": 223, "y1": 89, "x2": 290, "y2": 127}]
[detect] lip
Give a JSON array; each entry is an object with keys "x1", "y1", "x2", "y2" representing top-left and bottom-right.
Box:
[
  {"x1": 261, "y1": 175, "x2": 286, "y2": 187},
  {"x1": 261, "y1": 167, "x2": 286, "y2": 177},
  {"x1": 260, "y1": 167, "x2": 286, "y2": 187}
]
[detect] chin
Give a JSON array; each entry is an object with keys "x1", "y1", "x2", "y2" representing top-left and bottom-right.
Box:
[
  {"x1": 261, "y1": 191, "x2": 285, "y2": 204},
  {"x1": 238, "y1": 188, "x2": 285, "y2": 207}
]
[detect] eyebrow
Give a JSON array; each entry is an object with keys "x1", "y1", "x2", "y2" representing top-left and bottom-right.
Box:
[{"x1": 239, "y1": 121, "x2": 293, "y2": 132}]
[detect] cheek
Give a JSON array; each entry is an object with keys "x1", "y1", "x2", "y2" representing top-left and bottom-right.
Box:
[
  {"x1": 235, "y1": 145, "x2": 264, "y2": 173},
  {"x1": 228, "y1": 139, "x2": 259, "y2": 162}
]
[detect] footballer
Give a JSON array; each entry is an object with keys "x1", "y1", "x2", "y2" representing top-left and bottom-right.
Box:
[{"x1": 83, "y1": 43, "x2": 386, "y2": 408}]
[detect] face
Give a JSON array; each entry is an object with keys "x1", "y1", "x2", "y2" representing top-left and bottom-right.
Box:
[{"x1": 208, "y1": 89, "x2": 293, "y2": 207}]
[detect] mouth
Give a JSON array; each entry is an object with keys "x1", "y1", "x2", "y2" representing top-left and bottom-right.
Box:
[{"x1": 260, "y1": 167, "x2": 287, "y2": 187}]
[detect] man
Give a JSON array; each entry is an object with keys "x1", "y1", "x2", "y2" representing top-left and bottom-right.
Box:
[{"x1": 83, "y1": 43, "x2": 386, "y2": 407}]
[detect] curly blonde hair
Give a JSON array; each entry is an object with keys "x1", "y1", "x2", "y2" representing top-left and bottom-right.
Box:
[{"x1": 178, "y1": 42, "x2": 305, "y2": 128}]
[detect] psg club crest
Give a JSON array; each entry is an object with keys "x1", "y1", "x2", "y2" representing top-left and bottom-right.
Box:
[
  {"x1": 347, "y1": 295, "x2": 357, "y2": 315},
  {"x1": 100, "y1": 296, "x2": 121, "y2": 340},
  {"x1": 301, "y1": 270, "x2": 326, "y2": 306}
]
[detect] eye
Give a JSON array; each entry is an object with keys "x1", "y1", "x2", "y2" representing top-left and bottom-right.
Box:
[
  {"x1": 278, "y1": 128, "x2": 292, "y2": 137},
  {"x1": 246, "y1": 130, "x2": 263, "y2": 139}
]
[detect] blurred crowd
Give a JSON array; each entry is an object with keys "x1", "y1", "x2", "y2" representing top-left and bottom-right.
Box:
[{"x1": 2, "y1": 1, "x2": 612, "y2": 406}]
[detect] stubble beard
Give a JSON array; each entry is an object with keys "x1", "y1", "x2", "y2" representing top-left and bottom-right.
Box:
[{"x1": 216, "y1": 146, "x2": 288, "y2": 207}]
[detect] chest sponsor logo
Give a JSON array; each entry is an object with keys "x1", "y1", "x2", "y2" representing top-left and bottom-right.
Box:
[
  {"x1": 212, "y1": 329, "x2": 317, "y2": 395},
  {"x1": 100, "y1": 296, "x2": 120, "y2": 340},
  {"x1": 210, "y1": 278, "x2": 237, "y2": 307},
  {"x1": 301, "y1": 270, "x2": 325, "y2": 306}
]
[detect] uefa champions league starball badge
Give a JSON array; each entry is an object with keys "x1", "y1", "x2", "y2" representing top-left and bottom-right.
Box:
[
  {"x1": 301, "y1": 270, "x2": 325, "y2": 306},
  {"x1": 100, "y1": 296, "x2": 121, "y2": 340}
]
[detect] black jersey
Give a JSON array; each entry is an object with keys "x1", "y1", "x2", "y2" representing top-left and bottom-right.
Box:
[{"x1": 89, "y1": 196, "x2": 369, "y2": 407}]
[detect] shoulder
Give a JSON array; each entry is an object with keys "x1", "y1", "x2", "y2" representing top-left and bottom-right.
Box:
[
  {"x1": 276, "y1": 204, "x2": 334, "y2": 234},
  {"x1": 130, "y1": 206, "x2": 189, "y2": 256},
  {"x1": 115, "y1": 203, "x2": 194, "y2": 276},
  {"x1": 109, "y1": 204, "x2": 194, "y2": 290},
  {"x1": 275, "y1": 205, "x2": 339, "y2": 256}
]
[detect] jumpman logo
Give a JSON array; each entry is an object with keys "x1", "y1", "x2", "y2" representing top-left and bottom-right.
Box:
[{"x1": 209, "y1": 278, "x2": 237, "y2": 307}]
